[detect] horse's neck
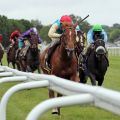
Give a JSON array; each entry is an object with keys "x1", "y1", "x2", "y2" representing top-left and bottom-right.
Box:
[
  {"x1": 59, "y1": 44, "x2": 66, "y2": 58},
  {"x1": 59, "y1": 44, "x2": 73, "y2": 62},
  {"x1": 29, "y1": 48, "x2": 38, "y2": 56},
  {"x1": 92, "y1": 52, "x2": 103, "y2": 67}
]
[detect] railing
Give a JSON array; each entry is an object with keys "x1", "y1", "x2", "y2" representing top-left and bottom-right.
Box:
[
  {"x1": 0, "y1": 66, "x2": 120, "y2": 120},
  {"x1": 107, "y1": 47, "x2": 120, "y2": 56}
]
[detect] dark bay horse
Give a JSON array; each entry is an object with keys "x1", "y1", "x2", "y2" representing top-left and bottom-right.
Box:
[
  {"x1": 0, "y1": 45, "x2": 4, "y2": 65},
  {"x1": 79, "y1": 39, "x2": 109, "y2": 86},
  {"x1": 7, "y1": 40, "x2": 19, "y2": 69},
  {"x1": 40, "y1": 23, "x2": 80, "y2": 114},
  {"x1": 18, "y1": 33, "x2": 40, "y2": 72}
]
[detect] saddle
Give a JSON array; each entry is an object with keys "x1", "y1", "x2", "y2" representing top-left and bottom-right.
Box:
[{"x1": 19, "y1": 46, "x2": 29, "y2": 59}]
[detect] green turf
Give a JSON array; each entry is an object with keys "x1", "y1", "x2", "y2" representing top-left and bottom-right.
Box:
[{"x1": 0, "y1": 54, "x2": 120, "y2": 120}]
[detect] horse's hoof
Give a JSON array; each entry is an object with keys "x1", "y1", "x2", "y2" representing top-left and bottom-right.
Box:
[
  {"x1": 52, "y1": 111, "x2": 59, "y2": 115},
  {"x1": 52, "y1": 108, "x2": 59, "y2": 115}
]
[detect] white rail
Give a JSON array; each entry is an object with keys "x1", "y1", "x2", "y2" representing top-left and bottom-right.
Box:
[
  {"x1": 0, "y1": 81, "x2": 49, "y2": 120},
  {"x1": 26, "y1": 94, "x2": 94, "y2": 120},
  {"x1": 0, "y1": 76, "x2": 27, "y2": 83},
  {"x1": 0, "y1": 66, "x2": 120, "y2": 120}
]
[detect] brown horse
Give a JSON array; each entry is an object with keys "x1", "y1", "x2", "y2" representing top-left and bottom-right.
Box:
[
  {"x1": 18, "y1": 33, "x2": 40, "y2": 72},
  {"x1": 6, "y1": 40, "x2": 19, "y2": 69},
  {"x1": 40, "y1": 23, "x2": 80, "y2": 115},
  {"x1": 0, "y1": 45, "x2": 4, "y2": 65}
]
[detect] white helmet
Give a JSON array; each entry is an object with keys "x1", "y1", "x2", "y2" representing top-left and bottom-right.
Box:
[{"x1": 32, "y1": 27, "x2": 37, "y2": 34}]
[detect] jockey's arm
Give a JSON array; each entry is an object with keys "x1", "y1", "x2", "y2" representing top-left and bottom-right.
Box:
[
  {"x1": 87, "y1": 29, "x2": 94, "y2": 45},
  {"x1": 38, "y1": 35, "x2": 42, "y2": 44},
  {"x1": 48, "y1": 24, "x2": 62, "y2": 39},
  {"x1": 102, "y1": 30, "x2": 108, "y2": 43},
  {"x1": 10, "y1": 39, "x2": 15, "y2": 45},
  {"x1": 21, "y1": 30, "x2": 31, "y2": 39}
]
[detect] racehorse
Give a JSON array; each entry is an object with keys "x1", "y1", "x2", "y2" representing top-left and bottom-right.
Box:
[
  {"x1": 40, "y1": 23, "x2": 80, "y2": 115},
  {"x1": 79, "y1": 39, "x2": 109, "y2": 86},
  {"x1": 6, "y1": 40, "x2": 19, "y2": 69},
  {"x1": 18, "y1": 33, "x2": 40, "y2": 72},
  {"x1": 0, "y1": 45, "x2": 4, "y2": 65}
]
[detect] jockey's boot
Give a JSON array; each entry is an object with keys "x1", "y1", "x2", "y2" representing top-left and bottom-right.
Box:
[
  {"x1": 23, "y1": 45, "x2": 29, "y2": 57},
  {"x1": 45, "y1": 40, "x2": 61, "y2": 68}
]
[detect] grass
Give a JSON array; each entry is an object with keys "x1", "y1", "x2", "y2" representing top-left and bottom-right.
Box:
[{"x1": 0, "y1": 54, "x2": 120, "y2": 120}]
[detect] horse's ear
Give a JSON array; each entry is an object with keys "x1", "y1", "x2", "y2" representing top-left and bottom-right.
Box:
[{"x1": 74, "y1": 22, "x2": 78, "y2": 28}]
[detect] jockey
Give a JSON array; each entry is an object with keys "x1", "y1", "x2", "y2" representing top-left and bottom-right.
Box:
[
  {"x1": 46, "y1": 15, "x2": 81, "y2": 67},
  {"x1": 80, "y1": 24, "x2": 108, "y2": 72},
  {"x1": 0, "y1": 34, "x2": 4, "y2": 50},
  {"x1": 87, "y1": 24, "x2": 107, "y2": 45},
  {"x1": 10, "y1": 30, "x2": 21, "y2": 46},
  {"x1": 18, "y1": 27, "x2": 42, "y2": 56},
  {"x1": 86, "y1": 24, "x2": 107, "y2": 54}
]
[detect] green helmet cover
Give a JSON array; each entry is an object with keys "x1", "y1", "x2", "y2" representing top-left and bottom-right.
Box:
[{"x1": 92, "y1": 24, "x2": 102, "y2": 31}]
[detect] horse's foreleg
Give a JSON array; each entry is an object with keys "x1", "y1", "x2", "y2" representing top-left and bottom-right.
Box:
[
  {"x1": 89, "y1": 73, "x2": 96, "y2": 86},
  {"x1": 70, "y1": 72, "x2": 80, "y2": 82},
  {"x1": 0, "y1": 61, "x2": 2, "y2": 65},
  {"x1": 79, "y1": 69, "x2": 87, "y2": 83},
  {"x1": 37, "y1": 67, "x2": 41, "y2": 73},
  {"x1": 98, "y1": 76, "x2": 104, "y2": 86},
  {"x1": 56, "y1": 93, "x2": 62, "y2": 115},
  {"x1": 12, "y1": 62, "x2": 16, "y2": 69},
  {"x1": 21, "y1": 61, "x2": 27, "y2": 72},
  {"x1": 16, "y1": 62, "x2": 21, "y2": 71},
  {"x1": 49, "y1": 89, "x2": 60, "y2": 115},
  {"x1": 7, "y1": 60, "x2": 9, "y2": 67},
  {"x1": 49, "y1": 89, "x2": 55, "y2": 99}
]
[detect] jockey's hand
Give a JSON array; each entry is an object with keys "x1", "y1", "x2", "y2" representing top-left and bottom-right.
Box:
[
  {"x1": 11, "y1": 39, "x2": 15, "y2": 45},
  {"x1": 38, "y1": 44, "x2": 41, "y2": 49}
]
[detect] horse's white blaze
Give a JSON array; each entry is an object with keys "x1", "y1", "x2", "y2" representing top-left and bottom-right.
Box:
[
  {"x1": 69, "y1": 31, "x2": 72, "y2": 41},
  {"x1": 76, "y1": 36, "x2": 79, "y2": 42},
  {"x1": 76, "y1": 31, "x2": 79, "y2": 42}
]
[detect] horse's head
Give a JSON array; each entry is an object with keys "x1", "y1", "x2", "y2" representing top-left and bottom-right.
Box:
[
  {"x1": 29, "y1": 32, "x2": 39, "y2": 49},
  {"x1": 60, "y1": 23, "x2": 77, "y2": 57},
  {"x1": 75, "y1": 31, "x2": 86, "y2": 55},
  {"x1": 94, "y1": 39, "x2": 106, "y2": 57}
]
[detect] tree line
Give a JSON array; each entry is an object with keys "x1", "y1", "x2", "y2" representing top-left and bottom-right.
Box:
[{"x1": 0, "y1": 14, "x2": 120, "y2": 48}]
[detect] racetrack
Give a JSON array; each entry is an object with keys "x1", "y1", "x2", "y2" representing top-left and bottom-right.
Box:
[{"x1": 0, "y1": 54, "x2": 120, "y2": 120}]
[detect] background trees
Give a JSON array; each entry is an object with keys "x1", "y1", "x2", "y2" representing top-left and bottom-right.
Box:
[{"x1": 0, "y1": 14, "x2": 120, "y2": 48}]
